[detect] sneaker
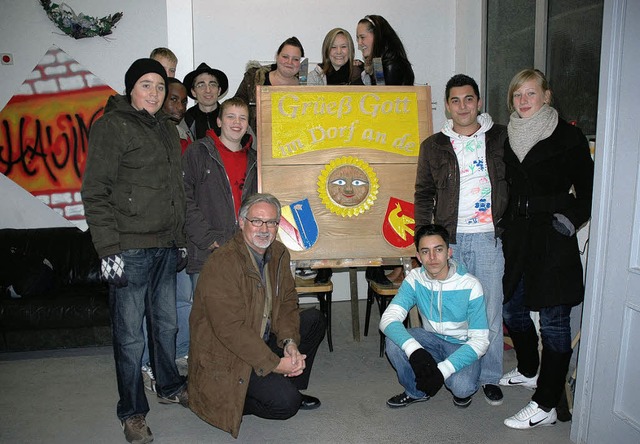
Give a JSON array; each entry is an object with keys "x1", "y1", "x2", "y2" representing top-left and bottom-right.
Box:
[
  {"x1": 386, "y1": 392, "x2": 429, "y2": 408},
  {"x1": 504, "y1": 401, "x2": 557, "y2": 429},
  {"x1": 499, "y1": 368, "x2": 538, "y2": 389},
  {"x1": 453, "y1": 395, "x2": 473, "y2": 408},
  {"x1": 121, "y1": 414, "x2": 153, "y2": 444},
  {"x1": 482, "y1": 384, "x2": 504, "y2": 406},
  {"x1": 295, "y1": 269, "x2": 317, "y2": 287},
  {"x1": 141, "y1": 365, "x2": 156, "y2": 393},
  {"x1": 158, "y1": 386, "x2": 189, "y2": 407}
]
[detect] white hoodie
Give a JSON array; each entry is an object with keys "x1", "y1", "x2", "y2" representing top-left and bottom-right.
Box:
[{"x1": 441, "y1": 113, "x2": 495, "y2": 233}]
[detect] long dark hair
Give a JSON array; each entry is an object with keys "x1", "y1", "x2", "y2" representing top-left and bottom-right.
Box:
[{"x1": 358, "y1": 15, "x2": 409, "y2": 64}]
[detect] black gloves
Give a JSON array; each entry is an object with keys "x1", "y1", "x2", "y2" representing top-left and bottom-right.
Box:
[
  {"x1": 409, "y1": 348, "x2": 434, "y2": 389},
  {"x1": 176, "y1": 248, "x2": 188, "y2": 272},
  {"x1": 552, "y1": 213, "x2": 575, "y2": 237},
  {"x1": 409, "y1": 348, "x2": 444, "y2": 397},
  {"x1": 101, "y1": 254, "x2": 128, "y2": 287}
]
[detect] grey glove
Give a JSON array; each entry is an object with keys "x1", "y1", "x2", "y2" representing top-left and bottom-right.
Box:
[
  {"x1": 101, "y1": 254, "x2": 128, "y2": 287},
  {"x1": 552, "y1": 213, "x2": 575, "y2": 237}
]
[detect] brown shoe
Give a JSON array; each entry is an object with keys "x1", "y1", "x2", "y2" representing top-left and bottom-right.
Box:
[{"x1": 121, "y1": 414, "x2": 153, "y2": 444}]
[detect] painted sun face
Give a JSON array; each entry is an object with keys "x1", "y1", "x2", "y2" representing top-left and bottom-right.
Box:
[
  {"x1": 318, "y1": 156, "x2": 379, "y2": 217},
  {"x1": 327, "y1": 165, "x2": 370, "y2": 207}
]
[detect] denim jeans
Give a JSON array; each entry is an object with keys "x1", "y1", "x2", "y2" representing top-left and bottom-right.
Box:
[
  {"x1": 386, "y1": 328, "x2": 481, "y2": 399},
  {"x1": 502, "y1": 278, "x2": 572, "y2": 354},
  {"x1": 110, "y1": 247, "x2": 185, "y2": 421},
  {"x1": 451, "y1": 232, "x2": 504, "y2": 386},
  {"x1": 175, "y1": 269, "x2": 193, "y2": 358},
  {"x1": 190, "y1": 272, "x2": 200, "y2": 292},
  {"x1": 141, "y1": 268, "x2": 193, "y2": 365}
]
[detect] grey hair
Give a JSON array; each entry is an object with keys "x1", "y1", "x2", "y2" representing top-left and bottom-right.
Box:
[{"x1": 239, "y1": 193, "x2": 282, "y2": 220}]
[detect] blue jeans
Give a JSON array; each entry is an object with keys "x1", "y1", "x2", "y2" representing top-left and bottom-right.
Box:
[
  {"x1": 110, "y1": 247, "x2": 185, "y2": 421},
  {"x1": 141, "y1": 268, "x2": 193, "y2": 365},
  {"x1": 386, "y1": 328, "x2": 481, "y2": 399},
  {"x1": 190, "y1": 272, "x2": 200, "y2": 292},
  {"x1": 451, "y1": 232, "x2": 504, "y2": 386},
  {"x1": 502, "y1": 278, "x2": 572, "y2": 354},
  {"x1": 175, "y1": 269, "x2": 193, "y2": 358},
  {"x1": 502, "y1": 278, "x2": 573, "y2": 407}
]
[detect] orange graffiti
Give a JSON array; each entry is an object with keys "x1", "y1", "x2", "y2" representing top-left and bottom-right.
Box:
[{"x1": 0, "y1": 87, "x2": 114, "y2": 193}]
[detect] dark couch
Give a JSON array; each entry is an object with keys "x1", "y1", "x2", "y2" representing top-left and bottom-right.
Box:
[{"x1": 0, "y1": 227, "x2": 111, "y2": 352}]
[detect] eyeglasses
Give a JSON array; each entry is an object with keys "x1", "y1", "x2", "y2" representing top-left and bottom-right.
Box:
[
  {"x1": 194, "y1": 81, "x2": 219, "y2": 90},
  {"x1": 245, "y1": 218, "x2": 279, "y2": 228}
]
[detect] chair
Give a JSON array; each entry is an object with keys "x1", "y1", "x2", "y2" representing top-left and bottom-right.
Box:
[
  {"x1": 364, "y1": 281, "x2": 399, "y2": 357},
  {"x1": 296, "y1": 280, "x2": 334, "y2": 352}
]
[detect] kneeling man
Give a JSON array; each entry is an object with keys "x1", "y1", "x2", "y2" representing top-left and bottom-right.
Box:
[
  {"x1": 381, "y1": 224, "x2": 489, "y2": 409},
  {"x1": 189, "y1": 193, "x2": 325, "y2": 438}
]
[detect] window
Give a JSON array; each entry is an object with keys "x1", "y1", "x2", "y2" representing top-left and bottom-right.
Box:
[{"x1": 486, "y1": 0, "x2": 603, "y2": 136}]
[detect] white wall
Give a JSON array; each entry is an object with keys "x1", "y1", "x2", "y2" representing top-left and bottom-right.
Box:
[
  {"x1": 191, "y1": 0, "x2": 461, "y2": 129},
  {"x1": 0, "y1": 0, "x2": 483, "y2": 134},
  {"x1": 0, "y1": 0, "x2": 169, "y2": 109},
  {"x1": 0, "y1": 0, "x2": 170, "y2": 229}
]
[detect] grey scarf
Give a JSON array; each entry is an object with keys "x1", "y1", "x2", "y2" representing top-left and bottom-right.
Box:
[{"x1": 507, "y1": 104, "x2": 558, "y2": 162}]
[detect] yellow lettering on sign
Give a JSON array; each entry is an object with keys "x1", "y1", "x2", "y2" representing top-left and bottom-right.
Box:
[{"x1": 271, "y1": 91, "x2": 420, "y2": 158}]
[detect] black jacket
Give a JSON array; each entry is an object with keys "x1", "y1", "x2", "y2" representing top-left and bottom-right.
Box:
[
  {"x1": 82, "y1": 94, "x2": 186, "y2": 257},
  {"x1": 367, "y1": 55, "x2": 415, "y2": 85},
  {"x1": 501, "y1": 118, "x2": 594, "y2": 308},
  {"x1": 182, "y1": 131, "x2": 257, "y2": 273}
]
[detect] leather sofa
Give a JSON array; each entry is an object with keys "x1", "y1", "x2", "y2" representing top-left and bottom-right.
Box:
[{"x1": 0, "y1": 227, "x2": 111, "y2": 352}]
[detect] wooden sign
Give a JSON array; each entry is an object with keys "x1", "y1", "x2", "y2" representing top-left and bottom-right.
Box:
[{"x1": 257, "y1": 86, "x2": 432, "y2": 262}]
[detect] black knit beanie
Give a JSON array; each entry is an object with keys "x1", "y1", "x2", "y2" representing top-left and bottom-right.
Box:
[{"x1": 125, "y1": 58, "x2": 168, "y2": 101}]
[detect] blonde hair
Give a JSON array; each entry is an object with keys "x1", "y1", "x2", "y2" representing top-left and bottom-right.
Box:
[
  {"x1": 150, "y1": 47, "x2": 177, "y2": 64},
  {"x1": 507, "y1": 68, "x2": 551, "y2": 113},
  {"x1": 320, "y1": 28, "x2": 356, "y2": 76}
]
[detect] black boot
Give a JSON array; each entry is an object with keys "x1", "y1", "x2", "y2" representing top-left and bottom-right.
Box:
[
  {"x1": 315, "y1": 268, "x2": 333, "y2": 284},
  {"x1": 505, "y1": 325, "x2": 540, "y2": 377},
  {"x1": 532, "y1": 349, "x2": 573, "y2": 409}
]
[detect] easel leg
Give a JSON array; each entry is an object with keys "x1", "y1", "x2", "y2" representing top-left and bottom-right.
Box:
[{"x1": 349, "y1": 268, "x2": 360, "y2": 342}]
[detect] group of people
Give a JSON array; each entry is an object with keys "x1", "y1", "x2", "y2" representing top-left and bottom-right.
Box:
[
  {"x1": 385, "y1": 69, "x2": 593, "y2": 431},
  {"x1": 80, "y1": 12, "x2": 593, "y2": 444}
]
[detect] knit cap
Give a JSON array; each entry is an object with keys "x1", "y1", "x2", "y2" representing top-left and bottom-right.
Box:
[{"x1": 125, "y1": 58, "x2": 168, "y2": 101}]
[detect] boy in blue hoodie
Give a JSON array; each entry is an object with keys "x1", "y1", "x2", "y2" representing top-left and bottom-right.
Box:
[{"x1": 381, "y1": 224, "x2": 489, "y2": 409}]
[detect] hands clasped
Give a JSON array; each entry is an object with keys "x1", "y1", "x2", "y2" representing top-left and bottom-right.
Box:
[
  {"x1": 275, "y1": 342, "x2": 307, "y2": 377},
  {"x1": 409, "y1": 348, "x2": 444, "y2": 397}
]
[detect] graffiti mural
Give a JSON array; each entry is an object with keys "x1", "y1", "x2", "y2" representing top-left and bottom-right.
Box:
[{"x1": 0, "y1": 45, "x2": 116, "y2": 225}]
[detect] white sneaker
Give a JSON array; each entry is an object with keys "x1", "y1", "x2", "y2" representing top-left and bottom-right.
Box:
[
  {"x1": 499, "y1": 368, "x2": 538, "y2": 389},
  {"x1": 141, "y1": 365, "x2": 156, "y2": 393},
  {"x1": 504, "y1": 401, "x2": 557, "y2": 429}
]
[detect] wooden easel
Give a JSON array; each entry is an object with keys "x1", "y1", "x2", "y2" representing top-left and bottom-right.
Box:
[{"x1": 257, "y1": 86, "x2": 432, "y2": 340}]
